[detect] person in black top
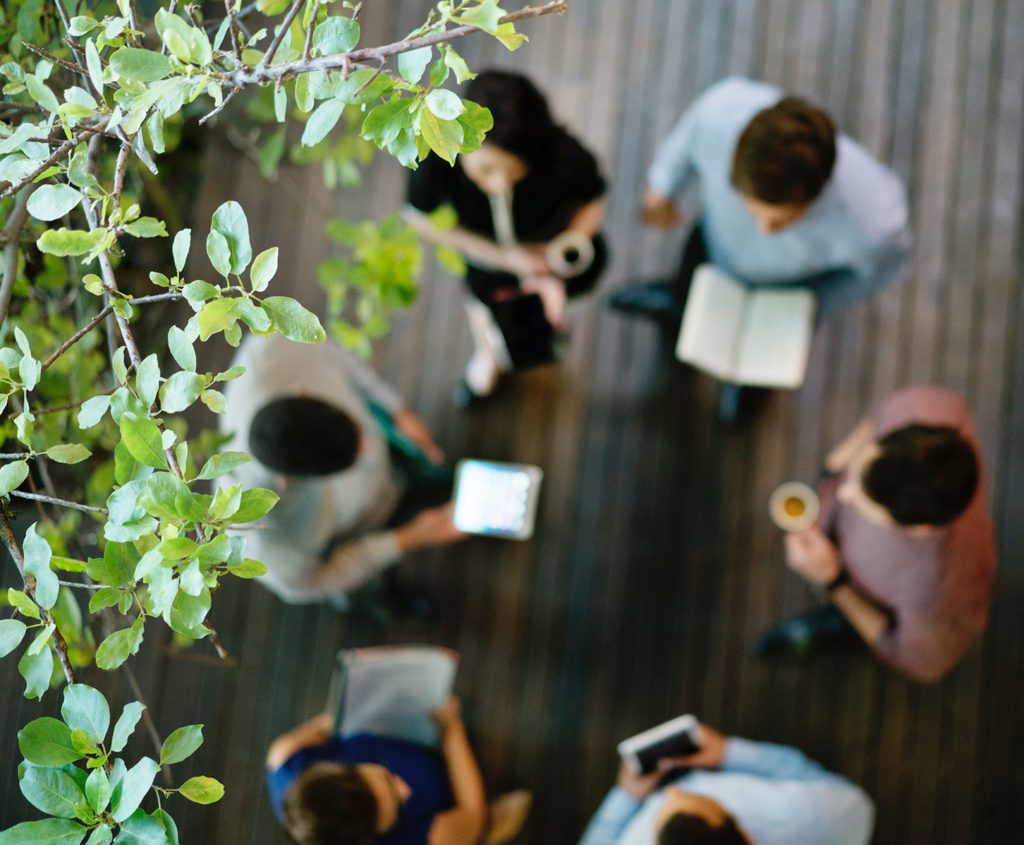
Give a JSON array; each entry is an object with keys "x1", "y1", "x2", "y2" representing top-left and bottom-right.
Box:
[{"x1": 403, "y1": 70, "x2": 608, "y2": 406}]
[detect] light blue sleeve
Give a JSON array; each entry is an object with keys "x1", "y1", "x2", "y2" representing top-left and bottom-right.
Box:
[
  {"x1": 647, "y1": 103, "x2": 702, "y2": 197},
  {"x1": 578, "y1": 788, "x2": 642, "y2": 845},
  {"x1": 722, "y1": 737, "x2": 833, "y2": 781}
]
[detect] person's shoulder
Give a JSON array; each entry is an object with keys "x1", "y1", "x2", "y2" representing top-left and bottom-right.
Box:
[
  {"x1": 691, "y1": 77, "x2": 782, "y2": 120},
  {"x1": 872, "y1": 385, "x2": 974, "y2": 438},
  {"x1": 832, "y1": 137, "x2": 909, "y2": 243}
]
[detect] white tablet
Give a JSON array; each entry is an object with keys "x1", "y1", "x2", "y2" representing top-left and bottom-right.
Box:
[
  {"x1": 452, "y1": 459, "x2": 543, "y2": 540},
  {"x1": 617, "y1": 714, "x2": 702, "y2": 774}
]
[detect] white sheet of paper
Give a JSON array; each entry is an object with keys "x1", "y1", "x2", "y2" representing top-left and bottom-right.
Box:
[
  {"x1": 334, "y1": 646, "x2": 458, "y2": 747},
  {"x1": 675, "y1": 264, "x2": 746, "y2": 381},
  {"x1": 734, "y1": 288, "x2": 815, "y2": 388}
]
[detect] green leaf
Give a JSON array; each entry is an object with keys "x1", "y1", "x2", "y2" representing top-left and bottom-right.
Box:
[
  {"x1": 200, "y1": 389, "x2": 226, "y2": 414},
  {"x1": 121, "y1": 414, "x2": 169, "y2": 470},
  {"x1": 0, "y1": 459, "x2": 29, "y2": 496},
  {"x1": 362, "y1": 97, "x2": 414, "y2": 146},
  {"x1": 160, "y1": 724, "x2": 203, "y2": 765},
  {"x1": 24, "y1": 524, "x2": 58, "y2": 610},
  {"x1": 8, "y1": 588, "x2": 40, "y2": 621},
  {"x1": 167, "y1": 326, "x2": 196, "y2": 372},
  {"x1": 159, "y1": 371, "x2": 206, "y2": 413},
  {"x1": 19, "y1": 353, "x2": 41, "y2": 391},
  {"x1": 85, "y1": 768, "x2": 111, "y2": 814},
  {"x1": 236, "y1": 298, "x2": 271, "y2": 332},
  {"x1": 62, "y1": 684, "x2": 110, "y2": 744},
  {"x1": 37, "y1": 228, "x2": 107, "y2": 257},
  {"x1": 95, "y1": 615, "x2": 144, "y2": 670},
  {"x1": 228, "y1": 558, "x2": 268, "y2": 579},
  {"x1": 301, "y1": 99, "x2": 345, "y2": 147},
  {"x1": 26, "y1": 75, "x2": 60, "y2": 112},
  {"x1": 442, "y1": 46, "x2": 475, "y2": 84},
  {"x1": 110, "y1": 756, "x2": 159, "y2": 823},
  {"x1": 27, "y1": 184, "x2": 84, "y2": 222},
  {"x1": 69, "y1": 16, "x2": 99, "y2": 36},
  {"x1": 262, "y1": 296, "x2": 326, "y2": 343},
  {"x1": 425, "y1": 89, "x2": 465, "y2": 121},
  {"x1": 250, "y1": 247, "x2": 278, "y2": 292},
  {"x1": 172, "y1": 229, "x2": 191, "y2": 273},
  {"x1": 77, "y1": 395, "x2": 111, "y2": 429},
  {"x1": 86, "y1": 40, "x2": 104, "y2": 94},
  {"x1": 397, "y1": 45, "x2": 432, "y2": 83},
  {"x1": 28, "y1": 622, "x2": 55, "y2": 655},
  {"x1": 84, "y1": 825, "x2": 112, "y2": 845},
  {"x1": 51, "y1": 556, "x2": 87, "y2": 574},
  {"x1": 178, "y1": 776, "x2": 224, "y2": 805},
  {"x1": 182, "y1": 280, "x2": 218, "y2": 310},
  {"x1": 88, "y1": 587, "x2": 124, "y2": 613},
  {"x1": 159, "y1": 537, "x2": 196, "y2": 560},
  {"x1": 18, "y1": 644, "x2": 53, "y2": 699},
  {"x1": 229, "y1": 488, "x2": 280, "y2": 523},
  {"x1": 453, "y1": 0, "x2": 503, "y2": 33},
  {"x1": 312, "y1": 16, "x2": 360, "y2": 55},
  {"x1": 205, "y1": 229, "x2": 232, "y2": 277},
  {"x1": 20, "y1": 764, "x2": 85, "y2": 818},
  {"x1": 417, "y1": 108, "x2": 464, "y2": 165},
  {"x1": 18, "y1": 717, "x2": 82, "y2": 765},
  {"x1": 197, "y1": 297, "x2": 242, "y2": 341},
  {"x1": 151, "y1": 810, "x2": 178, "y2": 845},
  {"x1": 123, "y1": 218, "x2": 167, "y2": 238},
  {"x1": 168, "y1": 586, "x2": 210, "y2": 638},
  {"x1": 210, "y1": 201, "x2": 251, "y2": 275},
  {"x1": 0, "y1": 618, "x2": 27, "y2": 658},
  {"x1": 0, "y1": 818, "x2": 87, "y2": 845},
  {"x1": 114, "y1": 810, "x2": 167, "y2": 845},
  {"x1": 111, "y1": 702, "x2": 146, "y2": 753},
  {"x1": 135, "y1": 354, "x2": 160, "y2": 406},
  {"x1": 196, "y1": 451, "x2": 250, "y2": 482},
  {"x1": 45, "y1": 444, "x2": 92, "y2": 465},
  {"x1": 109, "y1": 48, "x2": 173, "y2": 82}
]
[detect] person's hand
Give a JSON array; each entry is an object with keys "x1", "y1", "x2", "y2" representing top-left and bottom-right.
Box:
[
  {"x1": 674, "y1": 724, "x2": 727, "y2": 769},
  {"x1": 640, "y1": 190, "x2": 685, "y2": 230},
  {"x1": 392, "y1": 407, "x2": 445, "y2": 464},
  {"x1": 615, "y1": 758, "x2": 686, "y2": 801},
  {"x1": 785, "y1": 527, "x2": 842, "y2": 586},
  {"x1": 396, "y1": 503, "x2": 468, "y2": 553},
  {"x1": 502, "y1": 244, "x2": 550, "y2": 277},
  {"x1": 521, "y1": 273, "x2": 568, "y2": 332},
  {"x1": 433, "y1": 696, "x2": 463, "y2": 733}
]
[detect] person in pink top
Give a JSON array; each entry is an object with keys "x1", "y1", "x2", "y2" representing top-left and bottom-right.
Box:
[{"x1": 755, "y1": 386, "x2": 997, "y2": 683}]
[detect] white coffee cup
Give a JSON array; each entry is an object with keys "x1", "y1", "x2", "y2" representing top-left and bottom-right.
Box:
[{"x1": 769, "y1": 481, "x2": 820, "y2": 532}]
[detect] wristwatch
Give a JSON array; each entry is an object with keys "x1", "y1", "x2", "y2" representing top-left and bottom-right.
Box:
[{"x1": 825, "y1": 569, "x2": 850, "y2": 593}]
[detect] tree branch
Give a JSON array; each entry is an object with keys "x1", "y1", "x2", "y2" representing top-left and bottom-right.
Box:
[
  {"x1": 231, "y1": 1, "x2": 567, "y2": 85},
  {"x1": 42, "y1": 304, "x2": 115, "y2": 370},
  {"x1": 8, "y1": 490, "x2": 108, "y2": 515},
  {"x1": 0, "y1": 187, "x2": 37, "y2": 325},
  {"x1": 24, "y1": 41, "x2": 88, "y2": 75},
  {"x1": 224, "y1": 0, "x2": 244, "y2": 61},
  {"x1": 260, "y1": 0, "x2": 306, "y2": 68},
  {"x1": 0, "y1": 128, "x2": 102, "y2": 201}
]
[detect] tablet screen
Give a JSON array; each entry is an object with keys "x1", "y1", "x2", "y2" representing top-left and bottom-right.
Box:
[{"x1": 453, "y1": 460, "x2": 543, "y2": 539}]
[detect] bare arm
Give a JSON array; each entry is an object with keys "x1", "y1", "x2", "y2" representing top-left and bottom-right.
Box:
[
  {"x1": 266, "y1": 713, "x2": 332, "y2": 770},
  {"x1": 402, "y1": 206, "x2": 513, "y2": 273},
  {"x1": 830, "y1": 582, "x2": 890, "y2": 646},
  {"x1": 565, "y1": 197, "x2": 607, "y2": 239},
  {"x1": 825, "y1": 417, "x2": 873, "y2": 473},
  {"x1": 429, "y1": 698, "x2": 487, "y2": 845}
]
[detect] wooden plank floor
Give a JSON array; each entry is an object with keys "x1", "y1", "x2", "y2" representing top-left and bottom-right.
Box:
[{"x1": 3, "y1": 1, "x2": 1024, "y2": 842}]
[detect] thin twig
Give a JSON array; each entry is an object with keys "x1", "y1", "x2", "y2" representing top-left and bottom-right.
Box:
[
  {"x1": 260, "y1": 0, "x2": 306, "y2": 68},
  {"x1": 303, "y1": 0, "x2": 321, "y2": 62},
  {"x1": 34, "y1": 387, "x2": 117, "y2": 417},
  {"x1": 198, "y1": 85, "x2": 241, "y2": 125},
  {"x1": 24, "y1": 42, "x2": 88, "y2": 75},
  {"x1": 58, "y1": 580, "x2": 111, "y2": 591},
  {"x1": 42, "y1": 304, "x2": 115, "y2": 370},
  {"x1": 8, "y1": 490, "x2": 109, "y2": 515},
  {"x1": 0, "y1": 133, "x2": 90, "y2": 200},
  {"x1": 224, "y1": 0, "x2": 243, "y2": 61},
  {"x1": 112, "y1": 142, "x2": 132, "y2": 209},
  {"x1": 121, "y1": 662, "x2": 174, "y2": 786}
]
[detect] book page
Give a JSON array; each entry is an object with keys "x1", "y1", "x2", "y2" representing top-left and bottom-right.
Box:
[
  {"x1": 334, "y1": 646, "x2": 458, "y2": 747},
  {"x1": 675, "y1": 264, "x2": 747, "y2": 381},
  {"x1": 734, "y1": 288, "x2": 815, "y2": 388}
]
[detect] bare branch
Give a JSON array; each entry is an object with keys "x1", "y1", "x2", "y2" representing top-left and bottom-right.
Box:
[
  {"x1": 112, "y1": 142, "x2": 132, "y2": 209},
  {"x1": 0, "y1": 187, "x2": 37, "y2": 325},
  {"x1": 260, "y1": 0, "x2": 306, "y2": 68},
  {"x1": 34, "y1": 388, "x2": 117, "y2": 417},
  {"x1": 0, "y1": 132, "x2": 94, "y2": 201},
  {"x1": 121, "y1": 662, "x2": 174, "y2": 785},
  {"x1": 199, "y1": 85, "x2": 242, "y2": 125},
  {"x1": 303, "y1": 0, "x2": 322, "y2": 62},
  {"x1": 58, "y1": 580, "x2": 113, "y2": 591},
  {"x1": 42, "y1": 304, "x2": 115, "y2": 370},
  {"x1": 24, "y1": 42, "x2": 88, "y2": 75},
  {"x1": 8, "y1": 490, "x2": 109, "y2": 515},
  {"x1": 224, "y1": 0, "x2": 244, "y2": 61},
  {"x1": 231, "y1": 1, "x2": 567, "y2": 86}
]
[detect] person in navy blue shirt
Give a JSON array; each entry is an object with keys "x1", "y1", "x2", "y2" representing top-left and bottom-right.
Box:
[{"x1": 266, "y1": 699, "x2": 529, "y2": 845}]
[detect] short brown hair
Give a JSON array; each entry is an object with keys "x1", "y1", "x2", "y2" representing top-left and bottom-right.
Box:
[
  {"x1": 731, "y1": 97, "x2": 836, "y2": 205},
  {"x1": 282, "y1": 763, "x2": 378, "y2": 845},
  {"x1": 658, "y1": 811, "x2": 747, "y2": 844}
]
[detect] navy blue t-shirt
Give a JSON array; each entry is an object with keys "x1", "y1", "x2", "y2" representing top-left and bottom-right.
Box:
[{"x1": 267, "y1": 733, "x2": 454, "y2": 845}]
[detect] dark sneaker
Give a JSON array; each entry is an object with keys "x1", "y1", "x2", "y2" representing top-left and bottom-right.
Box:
[{"x1": 753, "y1": 604, "x2": 860, "y2": 660}]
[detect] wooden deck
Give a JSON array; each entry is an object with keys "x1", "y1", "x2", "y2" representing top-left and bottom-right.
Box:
[{"x1": 3, "y1": 1, "x2": 1024, "y2": 842}]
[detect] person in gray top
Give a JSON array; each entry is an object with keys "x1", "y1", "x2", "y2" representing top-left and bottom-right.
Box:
[{"x1": 220, "y1": 333, "x2": 465, "y2": 605}]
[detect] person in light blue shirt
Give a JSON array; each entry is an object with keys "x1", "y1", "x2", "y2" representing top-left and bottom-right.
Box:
[
  {"x1": 611, "y1": 77, "x2": 911, "y2": 322},
  {"x1": 578, "y1": 724, "x2": 873, "y2": 845}
]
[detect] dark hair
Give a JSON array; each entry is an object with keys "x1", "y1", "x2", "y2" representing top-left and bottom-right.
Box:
[
  {"x1": 658, "y1": 811, "x2": 747, "y2": 845},
  {"x1": 249, "y1": 396, "x2": 360, "y2": 477},
  {"x1": 464, "y1": 70, "x2": 557, "y2": 168},
  {"x1": 282, "y1": 763, "x2": 378, "y2": 845},
  {"x1": 731, "y1": 96, "x2": 836, "y2": 205},
  {"x1": 862, "y1": 424, "x2": 979, "y2": 526}
]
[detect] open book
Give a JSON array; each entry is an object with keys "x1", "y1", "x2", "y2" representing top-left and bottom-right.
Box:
[
  {"x1": 675, "y1": 264, "x2": 815, "y2": 389},
  {"x1": 617, "y1": 714, "x2": 702, "y2": 774},
  {"x1": 326, "y1": 646, "x2": 458, "y2": 748}
]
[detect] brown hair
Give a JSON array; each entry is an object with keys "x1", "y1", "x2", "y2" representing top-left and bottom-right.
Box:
[
  {"x1": 282, "y1": 763, "x2": 378, "y2": 845},
  {"x1": 731, "y1": 96, "x2": 836, "y2": 205}
]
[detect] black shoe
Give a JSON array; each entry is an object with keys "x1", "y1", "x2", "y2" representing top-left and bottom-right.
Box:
[
  {"x1": 380, "y1": 580, "x2": 438, "y2": 623},
  {"x1": 753, "y1": 605, "x2": 859, "y2": 660},
  {"x1": 608, "y1": 281, "x2": 683, "y2": 321},
  {"x1": 453, "y1": 379, "x2": 490, "y2": 410}
]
